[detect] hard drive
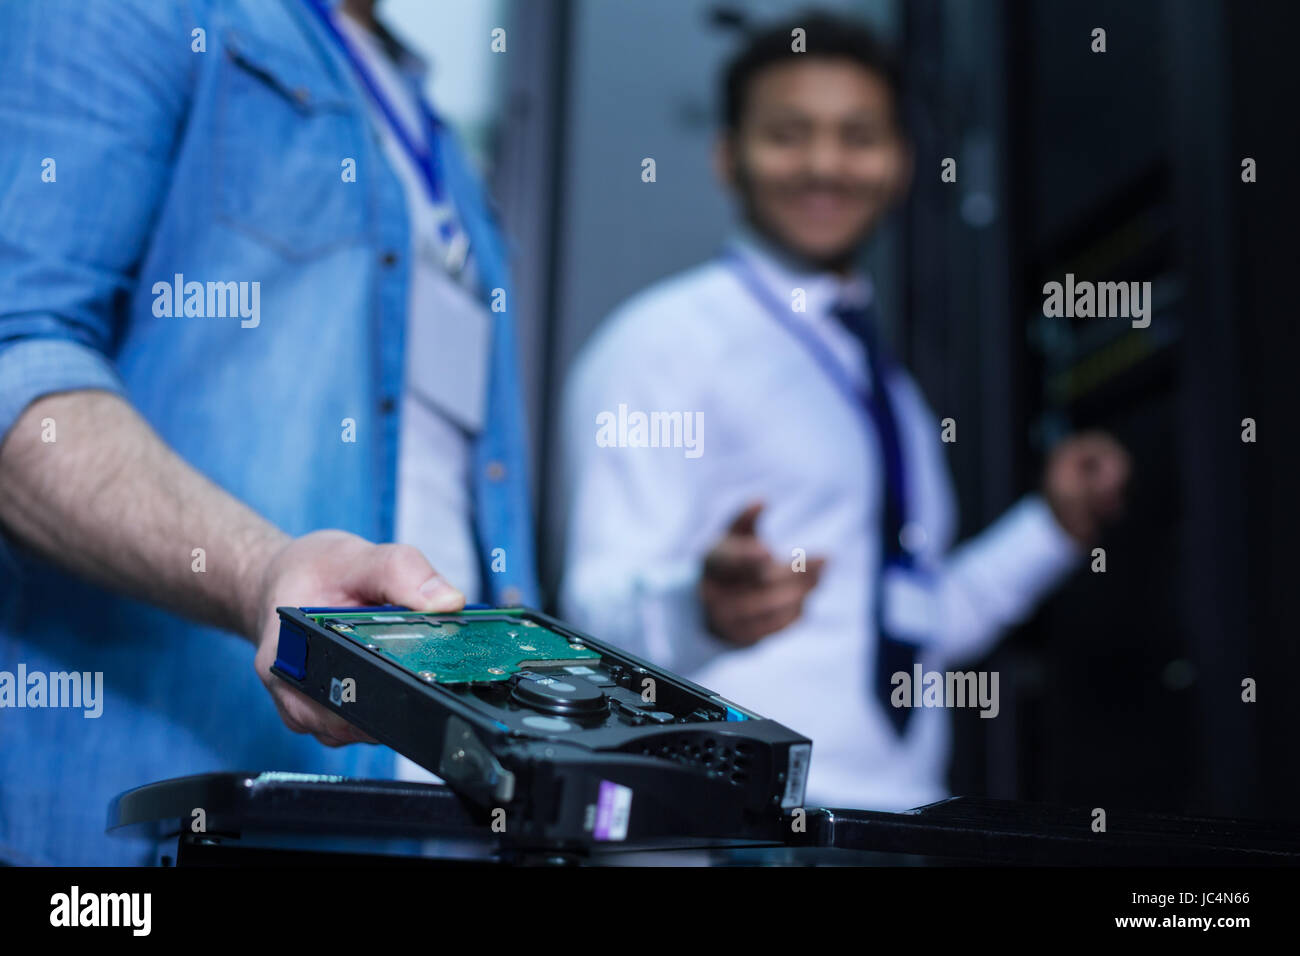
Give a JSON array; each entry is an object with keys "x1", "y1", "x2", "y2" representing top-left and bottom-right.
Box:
[{"x1": 272, "y1": 605, "x2": 811, "y2": 848}]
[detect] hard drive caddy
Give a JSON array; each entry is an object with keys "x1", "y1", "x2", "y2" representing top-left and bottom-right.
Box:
[{"x1": 273, "y1": 605, "x2": 812, "y2": 848}]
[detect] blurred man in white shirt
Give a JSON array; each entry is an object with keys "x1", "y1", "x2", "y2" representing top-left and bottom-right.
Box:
[{"x1": 560, "y1": 11, "x2": 1129, "y2": 811}]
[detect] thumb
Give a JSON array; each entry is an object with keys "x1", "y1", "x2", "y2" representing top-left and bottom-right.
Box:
[
  {"x1": 727, "y1": 501, "x2": 764, "y2": 538},
  {"x1": 350, "y1": 543, "x2": 465, "y2": 613}
]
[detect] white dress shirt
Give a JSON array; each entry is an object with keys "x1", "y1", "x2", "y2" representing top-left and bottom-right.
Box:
[
  {"x1": 560, "y1": 225, "x2": 1083, "y2": 811},
  {"x1": 338, "y1": 12, "x2": 489, "y2": 785}
]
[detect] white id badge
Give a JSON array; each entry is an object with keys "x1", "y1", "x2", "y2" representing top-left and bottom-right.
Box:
[
  {"x1": 405, "y1": 264, "x2": 493, "y2": 434},
  {"x1": 879, "y1": 561, "x2": 939, "y2": 645}
]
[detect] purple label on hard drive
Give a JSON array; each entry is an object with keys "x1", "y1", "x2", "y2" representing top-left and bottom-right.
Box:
[{"x1": 593, "y1": 780, "x2": 633, "y2": 841}]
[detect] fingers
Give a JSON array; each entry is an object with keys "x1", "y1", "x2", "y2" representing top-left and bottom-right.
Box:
[
  {"x1": 760, "y1": 555, "x2": 827, "y2": 586},
  {"x1": 1045, "y1": 432, "x2": 1133, "y2": 544},
  {"x1": 345, "y1": 542, "x2": 465, "y2": 613},
  {"x1": 725, "y1": 501, "x2": 764, "y2": 537},
  {"x1": 1075, "y1": 433, "x2": 1131, "y2": 518},
  {"x1": 1078, "y1": 433, "x2": 1129, "y2": 474},
  {"x1": 719, "y1": 603, "x2": 805, "y2": 647},
  {"x1": 270, "y1": 682, "x2": 377, "y2": 746},
  {"x1": 702, "y1": 556, "x2": 827, "y2": 646},
  {"x1": 703, "y1": 535, "x2": 773, "y2": 584},
  {"x1": 705, "y1": 580, "x2": 813, "y2": 646},
  {"x1": 252, "y1": 533, "x2": 446, "y2": 750},
  {"x1": 1094, "y1": 444, "x2": 1131, "y2": 497},
  {"x1": 705, "y1": 504, "x2": 792, "y2": 585}
]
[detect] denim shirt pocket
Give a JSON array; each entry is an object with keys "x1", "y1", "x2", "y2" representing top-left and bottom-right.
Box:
[{"x1": 215, "y1": 28, "x2": 368, "y2": 260}]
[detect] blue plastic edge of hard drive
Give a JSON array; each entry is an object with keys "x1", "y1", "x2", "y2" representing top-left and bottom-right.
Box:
[
  {"x1": 725, "y1": 706, "x2": 748, "y2": 722},
  {"x1": 274, "y1": 621, "x2": 308, "y2": 681},
  {"x1": 298, "y1": 605, "x2": 409, "y2": 613}
]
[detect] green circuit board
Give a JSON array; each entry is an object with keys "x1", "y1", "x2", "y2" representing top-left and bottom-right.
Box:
[{"x1": 311, "y1": 610, "x2": 601, "y2": 685}]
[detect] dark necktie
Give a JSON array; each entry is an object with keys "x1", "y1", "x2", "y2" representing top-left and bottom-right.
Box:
[{"x1": 830, "y1": 300, "x2": 923, "y2": 736}]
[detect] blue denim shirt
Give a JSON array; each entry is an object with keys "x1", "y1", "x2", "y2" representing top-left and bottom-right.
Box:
[{"x1": 0, "y1": 0, "x2": 538, "y2": 864}]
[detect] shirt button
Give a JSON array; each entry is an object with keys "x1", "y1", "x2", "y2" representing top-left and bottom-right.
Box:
[
  {"x1": 380, "y1": 250, "x2": 400, "y2": 267},
  {"x1": 501, "y1": 586, "x2": 523, "y2": 606},
  {"x1": 485, "y1": 461, "x2": 506, "y2": 481},
  {"x1": 899, "y1": 522, "x2": 927, "y2": 554},
  {"x1": 292, "y1": 86, "x2": 311, "y2": 106},
  {"x1": 379, "y1": 397, "x2": 396, "y2": 414}
]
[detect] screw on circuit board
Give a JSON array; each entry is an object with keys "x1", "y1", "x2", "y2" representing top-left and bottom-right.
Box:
[
  {"x1": 488, "y1": 667, "x2": 506, "y2": 675},
  {"x1": 569, "y1": 644, "x2": 585, "y2": 651},
  {"x1": 507, "y1": 630, "x2": 519, "y2": 638},
  {"x1": 519, "y1": 645, "x2": 536, "y2": 651},
  {"x1": 418, "y1": 671, "x2": 437, "y2": 682},
  {"x1": 365, "y1": 643, "x2": 381, "y2": 652},
  {"x1": 522, "y1": 620, "x2": 539, "y2": 627}
]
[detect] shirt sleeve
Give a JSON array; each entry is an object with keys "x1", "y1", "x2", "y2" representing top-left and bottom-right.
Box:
[
  {"x1": 558, "y1": 324, "x2": 733, "y2": 675},
  {"x1": 0, "y1": 0, "x2": 193, "y2": 446},
  {"x1": 932, "y1": 493, "x2": 1084, "y2": 663},
  {"x1": 881, "y1": 372, "x2": 1083, "y2": 663}
]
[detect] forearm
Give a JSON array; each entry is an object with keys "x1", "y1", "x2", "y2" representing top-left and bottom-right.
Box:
[{"x1": 0, "y1": 390, "x2": 287, "y2": 642}]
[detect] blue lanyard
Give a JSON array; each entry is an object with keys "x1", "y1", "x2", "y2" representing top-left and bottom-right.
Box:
[
  {"x1": 721, "y1": 246, "x2": 871, "y2": 406},
  {"x1": 303, "y1": 0, "x2": 447, "y2": 208},
  {"x1": 721, "y1": 244, "x2": 914, "y2": 563}
]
